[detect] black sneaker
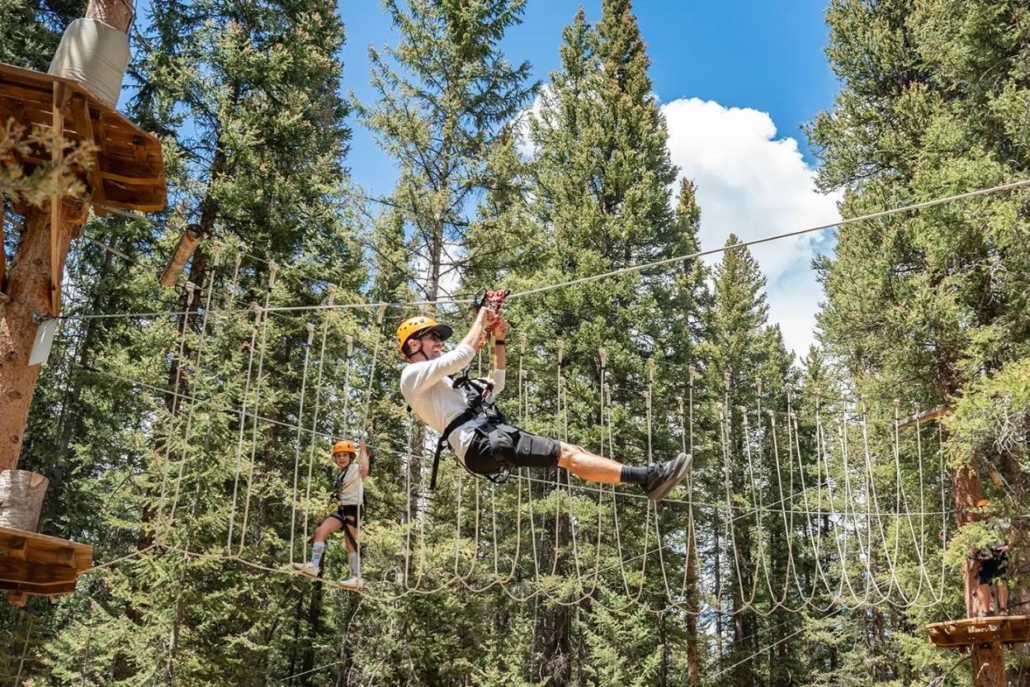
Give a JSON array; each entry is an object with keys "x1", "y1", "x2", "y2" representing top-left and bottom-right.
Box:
[{"x1": 642, "y1": 453, "x2": 692, "y2": 502}]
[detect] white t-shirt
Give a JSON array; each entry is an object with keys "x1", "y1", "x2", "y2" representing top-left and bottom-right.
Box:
[
  {"x1": 399, "y1": 343, "x2": 506, "y2": 461},
  {"x1": 335, "y1": 462, "x2": 363, "y2": 507}
]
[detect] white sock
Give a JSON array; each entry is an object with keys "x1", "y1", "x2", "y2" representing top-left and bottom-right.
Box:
[
  {"x1": 311, "y1": 541, "x2": 326, "y2": 568},
  {"x1": 349, "y1": 551, "x2": 360, "y2": 578}
]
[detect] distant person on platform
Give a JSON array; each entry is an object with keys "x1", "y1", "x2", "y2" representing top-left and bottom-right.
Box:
[{"x1": 974, "y1": 503, "x2": 1011, "y2": 617}]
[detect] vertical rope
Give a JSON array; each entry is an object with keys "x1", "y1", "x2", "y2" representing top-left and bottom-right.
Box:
[
  {"x1": 678, "y1": 393, "x2": 688, "y2": 595},
  {"x1": 352, "y1": 305, "x2": 386, "y2": 580},
  {"x1": 681, "y1": 365, "x2": 697, "y2": 595},
  {"x1": 519, "y1": 335, "x2": 526, "y2": 424},
  {"x1": 226, "y1": 253, "x2": 243, "y2": 308},
  {"x1": 718, "y1": 397, "x2": 737, "y2": 616},
  {"x1": 174, "y1": 240, "x2": 222, "y2": 467},
  {"x1": 226, "y1": 303, "x2": 262, "y2": 552},
  {"x1": 403, "y1": 418, "x2": 415, "y2": 589},
  {"x1": 238, "y1": 263, "x2": 278, "y2": 552},
  {"x1": 341, "y1": 335, "x2": 354, "y2": 439},
  {"x1": 154, "y1": 281, "x2": 193, "y2": 539},
  {"x1": 816, "y1": 397, "x2": 855, "y2": 602},
  {"x1": 841, "y1": 408, "x2": 884, "y2": 602},
  {"x1": 455, "y1": 455, "x2": 464, "y2": 578},
  {"x1": 521, "y1": 334, "x2": 540, "y2": 587},
  {"x1": 166, "y1": 243, "x2": 223, "y2": 527},
  {"x1": 554, "y1": 337, "x2": 562, "y2": 439},
  {"x1": 740, "y1": 405, "x2": 777, "y2": 608},
  {"x1": 859, "y1": 403, "x2": 908, "y2": 602},
  {"x1": 13, "y1": 612, "x2": 33, "y2": 687},
  {"x1": 937, "y1": 419, "x2": 948, "y2": 600},
  {"x1": 289, "y1": 322, "x2": 316, "y2": 566},
  {"x1": 301, "y1": 285, "x2": 336, "y2": 562},
  {"x1": 785, "y1": 383, "x2": 817, "y2": 605},
  {"x1": 768, "y1": 406, "x2": 805, "y2": 599},
  {"x1": 357, "y1": 305, "x2": 387, "y2": 434},
  {"x1": 802, "y1": 394, "x2": 834, "y2": 599},
  {"x1": 645, "y1": 359, "x2": 654, "y2": 465}
]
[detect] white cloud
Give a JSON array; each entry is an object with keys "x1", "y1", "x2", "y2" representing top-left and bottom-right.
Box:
[{"x1": 662, "y1": 98, "x2": 842, "y2": 358}]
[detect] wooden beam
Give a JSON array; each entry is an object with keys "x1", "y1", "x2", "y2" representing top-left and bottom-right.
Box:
[
  {"x1": 928, "y1": 616, "x2": 1030, "y2": 648},
  {"x1": 49, "y1": 81, "x2": 65, "y2": 316},
  {"x1": 1, "y1": 580, "x2": 77, "y2": 598},
  {"x1": 69, "y1": 94, "x2": 103, "y2": 225},
  {"x1": 897, "y1": 404, "x2": 951, "y2": 431},
  {"x1": 0, "y1": 526, "x2": 93, "y2": 570},
  {"x1": 0, "y1": 556, "x2": 78, "y2": 584}
]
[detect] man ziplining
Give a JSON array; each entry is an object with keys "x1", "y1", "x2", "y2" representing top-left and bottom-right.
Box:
[{"x1": 397, "y1": 302, "x2": 691, "y2": 500}]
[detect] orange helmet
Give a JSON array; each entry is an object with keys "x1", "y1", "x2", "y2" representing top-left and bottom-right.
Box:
[
  {"x1": 333, "y1": 440, "x2": 356, "y2": 455},
  {"x1": 396, "y1": 315, "x2": 453, "y2": 355}
]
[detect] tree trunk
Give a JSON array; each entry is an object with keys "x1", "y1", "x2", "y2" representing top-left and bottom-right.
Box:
[
  {"x1": 0, "y1": 0, "x2": 130, "y2": 475},
  {"x1": 952, "y1": 462, "x2": 1008, "y2": 686},
  {"x1": 301, "y1": 581, "x2": 325, "y2": 686},
  {"x1": 0, "y1": 199, "x2": 87, "y2": 473},
  {"x1": 535, "y1": 471, "x2": 572, "y2": 687},
  {"x1": 0, "y1": 469, "x2": 48, "y2": 530},
  {"x1": 972, "y1": 643, "x2": 1007, "y2": 687},
  {"x1": 713, "y1": 526, "x2": 723, "y2": 660},
  {"x1": 685, "y1": 520, "x2": 700, "y2": 686}
]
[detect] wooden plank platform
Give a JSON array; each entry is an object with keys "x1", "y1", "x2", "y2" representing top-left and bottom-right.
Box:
[
  {"x1": 928, "y1": 616, "x2": 1030, "y2": 648},
  {"x1": 0, "y1": 60, "x2": 166, "y2": 212},
  {"x1": 0, "y1": 525, "x2": 92, "y2": 606}
]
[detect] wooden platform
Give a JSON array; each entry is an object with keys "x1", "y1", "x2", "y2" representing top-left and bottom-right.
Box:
[
  {"x1": 0, "y1": 525, "x2": 92, "y2": 606},
  {"x1": 928, "y1": 616, "x2": 1030, "y2": 648},
  {"x1": 0, "y1": 60, "x2": 166, "y2": 212}
]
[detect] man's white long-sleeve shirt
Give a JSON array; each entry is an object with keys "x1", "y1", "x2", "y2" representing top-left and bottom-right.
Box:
[{"x1": 400, "y1": 343, "x2": 506, "y2": 461}]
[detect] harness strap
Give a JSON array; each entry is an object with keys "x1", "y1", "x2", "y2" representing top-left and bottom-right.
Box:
[
  {"x1": 428, "y1": 368, "x2": 507, "y2": 491},
  {"x1": 341, "y1": 513, "x2": 360, "y2": 549},
  {"x1": 431, "y1": 409, "x2": 479, "y2": 490}
]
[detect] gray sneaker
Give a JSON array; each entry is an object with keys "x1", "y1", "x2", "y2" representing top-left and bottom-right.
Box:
[{"x1": 642, "y1": 453, "x2": 692, "y2": 502}]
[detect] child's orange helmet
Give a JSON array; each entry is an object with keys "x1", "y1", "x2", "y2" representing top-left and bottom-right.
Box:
[
  {"x1": 333, "y1": 440, "x2": 356, "y2": 455},
  {"x1": 396, "y1": 315, "x2": 453, "y2": 355}
]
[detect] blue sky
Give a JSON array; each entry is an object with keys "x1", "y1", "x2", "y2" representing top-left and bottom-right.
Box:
[
  {"x1": 340, "y1": 0, "x2": 843, "y2": 356},
  {"x1": 340, "y1": 0, "x2": 839, "y2": 195}
]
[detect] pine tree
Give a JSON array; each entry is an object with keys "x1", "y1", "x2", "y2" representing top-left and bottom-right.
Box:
[
  {"x1": 473, "y1": 1, "x2": 699, "y2": 683},
  {"x1": 810, "y1": 0, "x2": 1030, "y2": 682},
  {"x1": 670, "y1": 178, "x2": 711, "y2": 687},
  {"x1": 699, "y1": 235, "x2": 805, "y2": 685},
  {"x1": 0, "y1": 0, "x2": 84, "y2": 70},
  {"x1": 353, "y1": 2, "x2": 539, "y2": 683},
  {"x1": 357, "y1": 0, "x2": 535, "y2": 303},
  {"x1": 31, "y1": 2, "x2": 368, "y2": 683}
]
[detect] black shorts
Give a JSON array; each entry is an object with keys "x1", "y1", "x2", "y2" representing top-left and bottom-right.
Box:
[
  {"x1": 978, "y1": 549, "x2": 1008, "y2": 585},
  {"x1": 328, "y1": 504, "x2": 362, "y2": 526},
  {"x1": 464, "y1": 422, "x2": 560, "y2": 475}
]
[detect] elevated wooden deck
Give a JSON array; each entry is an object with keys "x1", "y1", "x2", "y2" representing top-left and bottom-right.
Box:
[
  {"x1": 0, "y1": 525, "x2": 92, "y2": 606},
  {"x1": 0, "y1": 60, "x2": 166, "y2": 213},
  {"x1": 928, "y1": 616, "x2": 1030, "y2": 648}
]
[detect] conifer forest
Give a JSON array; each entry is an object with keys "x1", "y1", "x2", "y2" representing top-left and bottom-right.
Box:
[{"x1": 1, "y1": 0, "x2": 1030, "y2": 685}]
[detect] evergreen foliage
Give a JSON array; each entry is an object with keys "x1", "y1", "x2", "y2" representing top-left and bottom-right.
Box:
[{"x1": 4, "y1": 0, "x2": 1030, "y2": 685}]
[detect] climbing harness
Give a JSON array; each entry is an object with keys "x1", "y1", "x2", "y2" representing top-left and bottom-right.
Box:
[
  {"x1": 430, "y1": 367, "x2": 513, "y2": 490},
  {"x1": 428, "y1": 287, "x2": 513, "y2": 490}
]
